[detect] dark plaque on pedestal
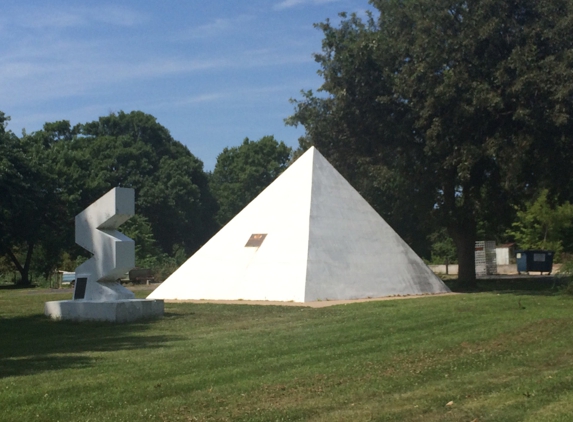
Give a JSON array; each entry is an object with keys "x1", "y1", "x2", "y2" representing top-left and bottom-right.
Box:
[{"x1": 74, "y1": 277, "x2": 88, "y2": 300}]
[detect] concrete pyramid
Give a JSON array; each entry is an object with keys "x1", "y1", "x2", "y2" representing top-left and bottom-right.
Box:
[{"x1": 148, "y1": 147, "x2": 450, "y2": 302}]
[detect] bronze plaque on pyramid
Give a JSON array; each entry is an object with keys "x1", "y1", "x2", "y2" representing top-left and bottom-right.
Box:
[{"x1": 245, "y1": 234, "x2": 267, "y2": 247}]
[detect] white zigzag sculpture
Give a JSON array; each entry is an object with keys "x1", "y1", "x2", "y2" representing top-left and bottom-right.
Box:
[
  {"x1": 45, "y1": 187, "x2": 164, "y2": 322},
  {"x1": 73, "y1": 187, "x2": 136, "y2": 301}
]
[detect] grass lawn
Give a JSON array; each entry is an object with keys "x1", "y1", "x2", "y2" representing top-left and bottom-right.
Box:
[{"x1": 1, "y1": 282, "x2": 573, "y2": 421}]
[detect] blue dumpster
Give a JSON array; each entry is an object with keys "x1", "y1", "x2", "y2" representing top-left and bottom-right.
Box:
[{"x1": 516, "y1": 250, "x2": 554, "y2": 274}]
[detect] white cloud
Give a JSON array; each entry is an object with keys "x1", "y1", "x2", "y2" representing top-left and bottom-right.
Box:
[
  {"x1": 92, "y1": 5, "x2": 148, "y2": 27},
  {"x1": 274, "y1": 0, "x2": 340, "y2": 11},
  {"x1": 172, "y1": 93, "x2": 228, "y2": 106},
  {"x1": 0, "y1": 38, "x2": 313, "y2": 110},
  {"x1": 175, "y1": 15, "x2": 254, "y2": 40},
  {"x1": 20, "y1": 10, "x2": 85, "y2": 29},
  {"x1": 0, "y1": 55, "x2": 231, "y2": 107},
  {"x1": 240, "y1": 48, "x2": 313, "y2": 68},
  {"x1": 118, "y1": 80, "x2": 313, "y2": 115},
  {"x1": 274, "y1": 0, "x2": 305, "y2": 10},
  {"x1": 0, "y1": 4, "x2": 147, "y2": 30}
]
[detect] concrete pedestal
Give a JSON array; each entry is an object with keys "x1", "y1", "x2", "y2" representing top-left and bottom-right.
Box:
[{"x1": 44, "y1": 299, "x2": 164, "y2": 323}]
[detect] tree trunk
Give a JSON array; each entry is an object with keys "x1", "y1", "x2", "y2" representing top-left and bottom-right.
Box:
[
  {"x1": 7, "y1": 244, "x2": 34, "y2": 286},
  {"x1": 449, "y1": 223, "x2": 477, "y2": 288}
]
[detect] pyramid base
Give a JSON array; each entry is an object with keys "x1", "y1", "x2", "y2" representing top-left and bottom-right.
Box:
[{"x1": 44, "y1": 299, "x2": 164, "y2": 323}]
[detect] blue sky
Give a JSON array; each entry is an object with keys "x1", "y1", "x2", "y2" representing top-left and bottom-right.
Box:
[{"x1": 1, "y1": 0, "x2": 372, "y2": 170}]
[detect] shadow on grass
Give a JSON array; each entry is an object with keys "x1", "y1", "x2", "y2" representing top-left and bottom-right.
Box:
[
  {"x1": 445, "y1": 276, "x2": 570, "y2": 296},
  {"x1": 0, "y1": 284, "x2": 38, "y2": 290},
  {"x1": 0, "y1": 314, "x2": 177, "y2": 378}
]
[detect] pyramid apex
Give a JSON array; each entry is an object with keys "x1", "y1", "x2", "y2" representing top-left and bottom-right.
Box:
[
  {"x1": 301, "y1": 146, "x2": 316, "y2": 156},
  {"x1": 300, "y1": 145, "x2": 322, "y2": 160}
]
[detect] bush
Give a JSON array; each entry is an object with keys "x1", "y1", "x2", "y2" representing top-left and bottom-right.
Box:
[{"x1": 557, "y1": 259, "x2": 573, "y2": 295}]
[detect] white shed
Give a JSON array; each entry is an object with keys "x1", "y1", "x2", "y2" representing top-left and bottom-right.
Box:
[{"x1": 496, "y1": 243, "x2": 516, "y2": 266}]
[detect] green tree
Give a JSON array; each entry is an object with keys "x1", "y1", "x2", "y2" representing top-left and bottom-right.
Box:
[
  {"x1": 120, "y1": 214, "x2": 164, "y2": 266},
  {"x1": 210, "y1": 136, "x2": 292, "y2": 226},
  {"x1": 507, "y1": 190, "x2": 573, "y2": 256},
  {"x1": 288, "y1": 0, "x2": 573, "y2": 285},
  {"x1": 0, "y1": 114, "x2": 71, "y2": 285},
  {"x1": 1, "y1": 110, "x2": 218, "y2": 285},
  {"x1": 70, "y1": 111, "x2": 219, "y2": 256},
  {"x1": 429, "y1": 228, "x2": 457, "y2": 266}
]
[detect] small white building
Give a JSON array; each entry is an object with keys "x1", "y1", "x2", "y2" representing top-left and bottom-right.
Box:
[{"x1": 496, "y1": 243, "x2": 516, "y2": 266}]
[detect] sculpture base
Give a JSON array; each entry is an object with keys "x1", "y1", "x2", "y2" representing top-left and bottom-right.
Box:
[{"x1": 44, "y1": 299, "x2": 164, "y2": 323}]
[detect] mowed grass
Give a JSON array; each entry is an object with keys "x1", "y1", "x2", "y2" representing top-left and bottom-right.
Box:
[{"x1": 1, "y1": 286, "x2": 573, "y2": 422}]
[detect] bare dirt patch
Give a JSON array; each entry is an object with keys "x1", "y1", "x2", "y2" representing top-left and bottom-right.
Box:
[{"x1": 165, "y1": 292, "x2": 459, "y2": 308}]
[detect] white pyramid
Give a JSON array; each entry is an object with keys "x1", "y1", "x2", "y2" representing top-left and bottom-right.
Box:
[{"x1": 148, "y1": 147, "x2": 450, "y2": 302}]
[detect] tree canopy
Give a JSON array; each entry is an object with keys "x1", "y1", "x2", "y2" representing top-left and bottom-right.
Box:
[
  {"x1": 288, "y1": 0, "x2": 573, "y2": 284},
  {"x1": 1, "y1": 110, "x2": 297, "y2": 285},
  {"x1": 73, "y1": 111, "x2": 218, "y2": 255},
  {"x1": 0, "y1": 110, "x2": 218, "y2": 285},
  {"x1": 210, "y1": 136, "x2": 292, "y2": 226},
  {"x1": 0, "y1": 115, "x2": 70, "y2": 284},
  {"x1": 507, "y1": 189, "x2": 573, "y2": 256}
]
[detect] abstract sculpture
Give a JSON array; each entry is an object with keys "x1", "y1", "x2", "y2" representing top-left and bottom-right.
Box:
[
  {"x1": 45, "y1": 187, "x2": 163, "y2": 322},
  {"x1": 73, "y1": 187, "x2": 136, "y2": 301}
]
